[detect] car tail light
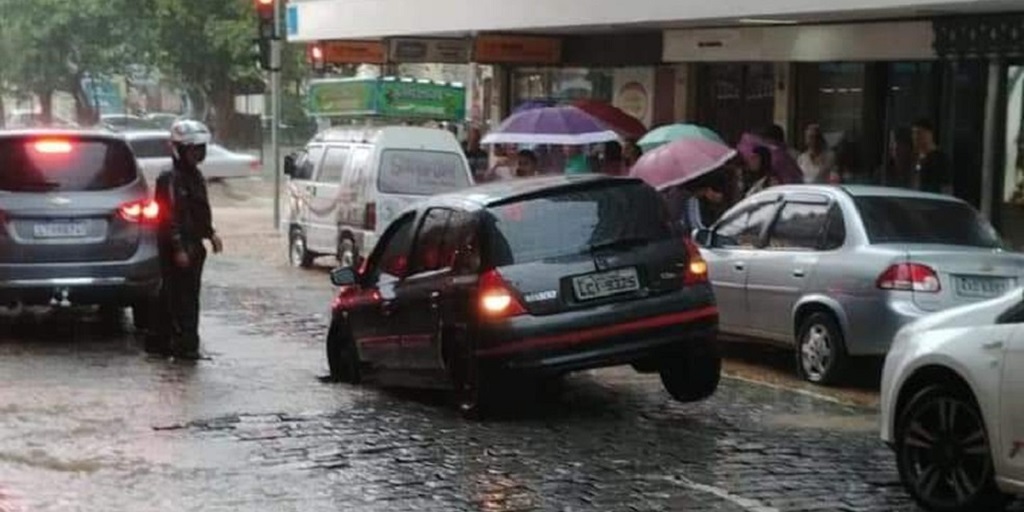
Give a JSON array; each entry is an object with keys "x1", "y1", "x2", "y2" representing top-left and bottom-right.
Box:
[
  {"x1": 31, "y1": 139, "x2": 73, "y2": 154},
  {"x1": 877, "y1": 263, "x2": 941, "y2": 293},
  {"x1": 364, "y1": 202, "x2": 377, "y2": 231},
  {"x1": 683, "y1": 237, "x2": 708, "y2": 285},
  {"x1": 119, "y1": 199, "x2": 160, "y2": 223},
  {"x1": 478, "y1": 269, "x2": 526, "y2": 318}
]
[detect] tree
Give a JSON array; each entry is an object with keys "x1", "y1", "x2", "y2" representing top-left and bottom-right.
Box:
[{"x1": 0, "y1": 0, "x2": 157, "y2": 123}]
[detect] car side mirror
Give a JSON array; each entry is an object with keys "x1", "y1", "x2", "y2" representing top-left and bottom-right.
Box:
[
  {"x1": 330, "y1": 267, "x2": 359, "y2": 287},
  {"x1": 283, "y1": 154, "x2": 297, "y2": 177},
  {"x1": 693, "y1": 228, "x2": 716, "y2": 248}
]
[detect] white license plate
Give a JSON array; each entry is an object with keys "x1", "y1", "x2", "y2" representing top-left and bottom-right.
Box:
[
  {"x1": 572, "y1": 267, "x2": 641, "y2": 301},
  {"x1": 33, "y1": 222, "x2": 88, "y2": 238},
  {"x1": 954, "y1": 276, "x2": 1013, "y2": 298}
]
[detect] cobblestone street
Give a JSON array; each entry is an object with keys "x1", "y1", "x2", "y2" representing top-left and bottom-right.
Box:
[{"x1": 0, "y1": 186, "x2": 1018, "y2": 511}]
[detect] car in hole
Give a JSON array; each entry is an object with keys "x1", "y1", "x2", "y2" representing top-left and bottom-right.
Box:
[
  {"x1": 880, "y1": 288, "x2": 1024, "y2": 511},
  {"x1": 694, "y1": 185, "x2": 1024, "y2": 385},
  {"x1": 325, "y1": 175, "x2": 720, "y2": 417},
  {"x1": 0, "y1": 130, "x2": 161, "y2": 327}
]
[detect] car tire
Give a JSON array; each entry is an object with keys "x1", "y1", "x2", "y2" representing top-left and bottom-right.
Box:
[
  {"x1": 326, "y1": 320, "x2": 361, "y2": 384},
  {"x1": 288, "y1": 229, "x2": 314, "y2": 269},
  {"x1": 336, "y1": 236, "x2": 359, "y2": 268},
  {"x1": 895, "y1": 384, "x2": 1009, "y2": 512},
  {"x1": 796, "y1": 312, "x2": 847, "y2": 385},
  {"x1": 659, "y1": 338, "x2": 721, "y2": 403}
]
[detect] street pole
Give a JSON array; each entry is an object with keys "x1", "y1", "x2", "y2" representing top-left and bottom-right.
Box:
[{"x1": 271, "y1": 0, "x2": 282, "y2": 230}]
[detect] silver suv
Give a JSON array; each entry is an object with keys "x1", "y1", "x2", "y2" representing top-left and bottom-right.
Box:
[{"x1": 0, "y1": 130, "x2": 160, "y2": 326}]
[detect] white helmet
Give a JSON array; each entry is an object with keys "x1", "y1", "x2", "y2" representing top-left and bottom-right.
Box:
[{"x1": 169, "y1": 119, "x2": 212, "y2": 146}]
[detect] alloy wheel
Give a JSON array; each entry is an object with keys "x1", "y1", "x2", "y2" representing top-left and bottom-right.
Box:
[{"x1": 800, "y1": 324, "x2": 833, "y2": 382}]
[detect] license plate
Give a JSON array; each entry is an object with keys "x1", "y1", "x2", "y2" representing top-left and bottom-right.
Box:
[
  {"x1": 954, "y1": 276, "x2": 1013, "y2": 298},
  {"x1": 572, "y1": 267, "x2": 641, "y2": 301},
  {"x1": 33, "y1": 222, "x2": 88, "y2": 238}
]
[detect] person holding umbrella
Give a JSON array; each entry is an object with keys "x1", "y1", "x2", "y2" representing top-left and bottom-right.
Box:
[{"x1": 745, "y1": 146, "x2": 780, "y2": 197}]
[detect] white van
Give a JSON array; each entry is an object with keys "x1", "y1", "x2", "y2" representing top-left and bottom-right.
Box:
[{"x1": 283, "y1": 126, "x2": 474, "y2": 268}]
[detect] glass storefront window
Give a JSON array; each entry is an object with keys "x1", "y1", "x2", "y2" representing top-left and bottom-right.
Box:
[
  {"x1": 511, "y1": 68, "x2": 613, "y2": 110},
  {"x1": 796, "y1": 63, "x2": 867, "y2": 181}
]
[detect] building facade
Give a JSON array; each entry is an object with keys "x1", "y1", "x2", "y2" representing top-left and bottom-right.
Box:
[{"x1": 286, "y1": 0, "x2": 1024, "y2": 243}]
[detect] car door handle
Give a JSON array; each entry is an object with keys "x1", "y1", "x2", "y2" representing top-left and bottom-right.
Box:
[
  {"x1": 380, "y1": 300, "x2": 394, "y2": 315},
  {"x1": 793, "y1": 269, "x2": 806, "y2": 278},
  {"x1": 429, "y1": 291, "x2": 441, "y2": 309},
  {"x1": 982, "y1": 341, "x2": 1004, "y2": 350},
  {"x1": 734, "y1": 262, "x2": 745, "y2": 271}
]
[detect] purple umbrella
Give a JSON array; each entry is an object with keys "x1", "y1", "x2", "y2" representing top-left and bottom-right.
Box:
[
  {"x1": 736, "y1": 133, "x2": 804, "y2": 184},
  {"x1": 512, "y1": 99, "x2": 556, "y2": 114},
  {"x1": 481, "y1": 106, "x2": 620, "y2": 146}
]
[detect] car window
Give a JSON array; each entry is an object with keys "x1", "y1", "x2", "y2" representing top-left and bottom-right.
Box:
[
  {"x1": 0, "y1": 137, "x2": 138, "y2": 192},
  {"x1": 486, "y1": 182, "x2": 672, "y2": 266},
  {"x1": 128, "y1": 137, "x2": 169, "y2": 159},
  {"x1": 317, "y1": 146, "x2": 350, "y2": 184},
  {"x1": 822, "y1": 205, "x2": 847, "y2": 250},
  {"x1": 410, "y1": 208, "x2": 452, "y2": 276},
  {"x1": 716, "y1": 202, "x2": 777, "y2": 248},
  {"x1": 368, "y1": 213, "x2": 416, "y2": 282},
  {"x1": 378, "y1": 149, "x2": 471, "y2": 196},
  {"x1": 767, "y1": 202, "x2": 831, "y2": 250},
  {"x1": 344, "y1": 146, "x2": 372, "y2": 194},
  {"x1": 294, "y1": 146, "x2": 323, "y2": 181},
  {"x1": 854, "y1": 196, "x2": 1001, "y2": 248}
]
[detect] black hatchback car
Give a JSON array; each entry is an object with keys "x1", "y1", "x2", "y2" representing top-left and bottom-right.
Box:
[{"x1": 326, "y1": 175, "x2": 719, "y2": 416}]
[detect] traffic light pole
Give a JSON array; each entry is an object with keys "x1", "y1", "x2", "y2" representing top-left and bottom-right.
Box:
[{"x1": 270, "y1": 0, "x2": 283, "y2": 230}]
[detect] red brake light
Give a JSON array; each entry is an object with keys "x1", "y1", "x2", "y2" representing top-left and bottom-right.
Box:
[
  {"x1": 364, "y1": 202, "x2": 377, "y2": 231},
  {"x1": 32, "y1": 139, "x2": 73, "y2": 154},
  {"x1": 877, "y1": 263, "x2": 940, "y2": 293},
  {"x1": 119, "y1": 199, "x2": 160, "y2": 223},
  {"x1": 479, "y1": 269, "x2": 526, "y2": 317},
  {"x1": 683, "y1": 237, "x2": 708, "y2": 285}
]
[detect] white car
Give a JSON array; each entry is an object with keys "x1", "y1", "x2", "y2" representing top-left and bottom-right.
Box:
[
  {"x1": 880, "y1": 288, "x2": 1024, "y2": 511},
  {"x1": 121, "y1": 130, "x2": 261, "y2": 182}
]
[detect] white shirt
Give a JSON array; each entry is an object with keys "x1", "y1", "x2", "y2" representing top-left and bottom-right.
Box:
[{"x1": 797, "y1": 150, "x2": 836, "y2": 184}]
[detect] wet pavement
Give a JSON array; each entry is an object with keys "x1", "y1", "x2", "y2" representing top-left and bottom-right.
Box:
[{"x1": 0, "y1": 193, "x2": 1019, "y2": 511}]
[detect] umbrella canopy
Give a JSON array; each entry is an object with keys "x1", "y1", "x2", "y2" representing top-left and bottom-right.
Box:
[
  {"x1": 629, "y1": 138, "x2": 737, "y2": 191},
  {"x1": 637, "y1": 124, "x2": 724, "y2": 152},
  {"x1": 512, "y1": 99, "x2": 556, "y2": 114},
  {"x1": 481, "y1": 106, "x2": 620, "y2": 146},
  {"x1": 572, "y1": 100, "x2": 647, "y2": 140},
  {"x1": 736, "y1": 133, "x2": 804, "y2": 184}
]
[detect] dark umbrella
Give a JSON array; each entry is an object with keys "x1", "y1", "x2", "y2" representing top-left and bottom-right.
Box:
[
  {"x1": 736, "y1": 132, "x2": 804, "y2": 184},
  {"x1": 572, "y1": 100, "x2": 647, "y2": 140}
]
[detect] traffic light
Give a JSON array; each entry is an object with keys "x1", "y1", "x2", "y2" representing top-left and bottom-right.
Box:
[
  {"x1": 253, "y1": 38, "x2": 272, "y2": 71},
  {"x1": 254, "y1": 0, "x2": 277, "y2": 71},
  {"x1": 308, "y1": 43, "x2": 325, "y2": 73}
]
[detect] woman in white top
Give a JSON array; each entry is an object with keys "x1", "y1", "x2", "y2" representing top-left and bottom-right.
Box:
[{"x1": 797, "y1": 124, "x2": 836, "y2": 184}]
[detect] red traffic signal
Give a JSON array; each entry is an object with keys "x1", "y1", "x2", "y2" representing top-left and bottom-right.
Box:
[{"x1": 255, "y1": 0, "x2": 274, "y2": 20}]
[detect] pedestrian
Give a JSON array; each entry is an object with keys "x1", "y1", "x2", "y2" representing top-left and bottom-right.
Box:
[
  {"x1": 885, "y1": 127, "x2": 915, "y2": 188},
  {"x1": 745, "y1": 146, "x2": 778, "y2": 197},
  {"x1": 662, "y1": 172, "x2": 727, "y2": 234},
  {"x1": 797, "y1": 123, "x2": 835, "y2": 183},
  {"x1": 911, "y1": 119, "x2": 952, "y2": 194},
  {"x1": 563, "y1": 145, "x2": 591, "y2": 174},
  {"x1": 146, "y1": 120, "x2": 223, "y2": 360},
  {"x1": 514, "y1": 149, "x2": 539, "y2": 178},
  {"x1": 463, "y1": 127, "x2": 490, "y2": 182},
  {"x1": 760, "y1": 124, "x2": 800, "y2": 160},
  {"x1": 623, "y1": 139, "x2": 643, "y2": 168},
  {"x1": 600, "y1": 141, "x2": 626, "y2": 176}
]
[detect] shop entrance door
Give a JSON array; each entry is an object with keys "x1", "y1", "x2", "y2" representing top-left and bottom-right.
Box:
[{"x1": 696, "y1": 63, "x2": 775, "y2": 145}]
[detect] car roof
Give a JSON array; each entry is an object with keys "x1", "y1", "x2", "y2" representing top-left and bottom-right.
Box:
[
  {"x1": 752, "y1": 184, "x2": 965, "y2": 203},
  {"x1": 118, "y1": 130, "x2": 170, "y2": 139},
  {"x1": 423, "y1": 175, "x2": 642, "y2": 211},
  {"x1": 0, "y1": 128, "x2": 124, "y2": 141}
]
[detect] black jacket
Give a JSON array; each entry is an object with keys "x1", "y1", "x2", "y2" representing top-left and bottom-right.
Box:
[{"x1": 154, "y1": 160, "x2": 214, "y2": 254}]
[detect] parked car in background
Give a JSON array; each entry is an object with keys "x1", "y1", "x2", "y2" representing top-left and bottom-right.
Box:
[
  {"x1": 5, "y1": 110, "x2": 78, "y2": 129},
  {"x1": 325, "y1": 175, "x2": 720, "y2": 418},
  {"x1": 144, "y1": 112, "x2": 182, "y2": 130},
  {"x1": 695, "y1": 185, "x2": 1024, "y2": 385},
  {"x1": 99, "y1": 114, "x2": 161, "y2": 132},
  {"x1": 283, "y1": 126, "x2": 474, "y2": 269},
  {"x1": 880, "y1": 288, "x2": 1024, "y2": 512},
  {"x1": 0, "y1": 129, "x2": 161, "y2": 327},
  {"x1": 121, "y1": 130, "x2": 260, "y2": 183}
]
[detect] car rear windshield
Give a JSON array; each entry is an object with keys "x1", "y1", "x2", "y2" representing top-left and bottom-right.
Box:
[
  {"x1": 855, "y1": 196, "x2": 1002, "y2": 248},
  {"x1": 127, "y1": 137, "x2": 170, "y2": 159},
  {"x1": 486, "y1": 182, "x2": 673, "y2": 265},
  {"x1": 0, "y1": 137, "x2": 138, "y2": 192},
  {"x1": 377, "y1": 149, "x2": 471, "y2": 195}
]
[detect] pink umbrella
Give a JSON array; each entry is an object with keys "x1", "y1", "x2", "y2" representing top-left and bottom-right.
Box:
[{"x1": 629, "y1": 137, "x2": 737, "y2": 191}]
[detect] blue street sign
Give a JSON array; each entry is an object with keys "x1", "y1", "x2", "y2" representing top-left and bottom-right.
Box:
[{"x1": 286, "y1": 5, "x2": 299, "y2": 38}]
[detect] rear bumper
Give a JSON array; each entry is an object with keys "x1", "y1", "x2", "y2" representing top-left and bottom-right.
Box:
[
  {"x1": 476, "y1": 285, "x2": 718, "y2": 373},
  {"x1": 0, "y1": 246, "x2": 160, "y2": 306},
  {"x1": 844, "y1": 295, "x2": 929, "y2": 356}
]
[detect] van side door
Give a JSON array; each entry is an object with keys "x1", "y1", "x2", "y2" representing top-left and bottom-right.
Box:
[{"x1": 308, "y1": 145, "x2": 350, "y2": 253}]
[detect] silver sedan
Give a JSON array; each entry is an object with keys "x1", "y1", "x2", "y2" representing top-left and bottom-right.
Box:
[{"x1": 694, "y1": 185, "x2": 1024, "y2": 385}]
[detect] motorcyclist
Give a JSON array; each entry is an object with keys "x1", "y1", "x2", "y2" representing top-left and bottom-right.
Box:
[{"x1": 146, "y1": 119, "x2": 223, "y2": 359}]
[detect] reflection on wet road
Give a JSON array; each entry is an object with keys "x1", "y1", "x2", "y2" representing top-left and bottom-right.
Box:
[{"x1": 0, "y1": 256, "x2": 1017, "y2": 512}]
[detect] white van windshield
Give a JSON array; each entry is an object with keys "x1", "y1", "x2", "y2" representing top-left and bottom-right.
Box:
[{"x1": 378, "y1": 149, "x2": 471, "y2": 196}]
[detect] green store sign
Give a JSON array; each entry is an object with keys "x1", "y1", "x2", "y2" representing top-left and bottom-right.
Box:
[{"x1": 306, "y1": 78, "x2": 466, "y2": 121}]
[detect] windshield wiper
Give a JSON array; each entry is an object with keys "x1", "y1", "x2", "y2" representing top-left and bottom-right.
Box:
[{"x1": 586, "y1": 237, "x2": 653, "y2": 253}]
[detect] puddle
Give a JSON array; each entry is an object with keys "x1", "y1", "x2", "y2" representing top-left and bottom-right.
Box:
[{"x1": 764, "y1": 412, "x2": 879, "y2": 432}]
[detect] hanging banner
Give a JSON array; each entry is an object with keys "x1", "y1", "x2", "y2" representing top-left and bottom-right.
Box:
[
  {"x1": 388, "y1": 38, "x2": 471, "y2": 63},
  {"x1": 473, "y1": 35, "x2": 561, "y2": 64},
  {"x1": 305, "y1": 78, "x2": 466, "y2": 121}
]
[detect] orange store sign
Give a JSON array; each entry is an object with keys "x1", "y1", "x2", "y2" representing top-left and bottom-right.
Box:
[{"x1": 473, "y1": 35, "x2": 561, "y2": 64}]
